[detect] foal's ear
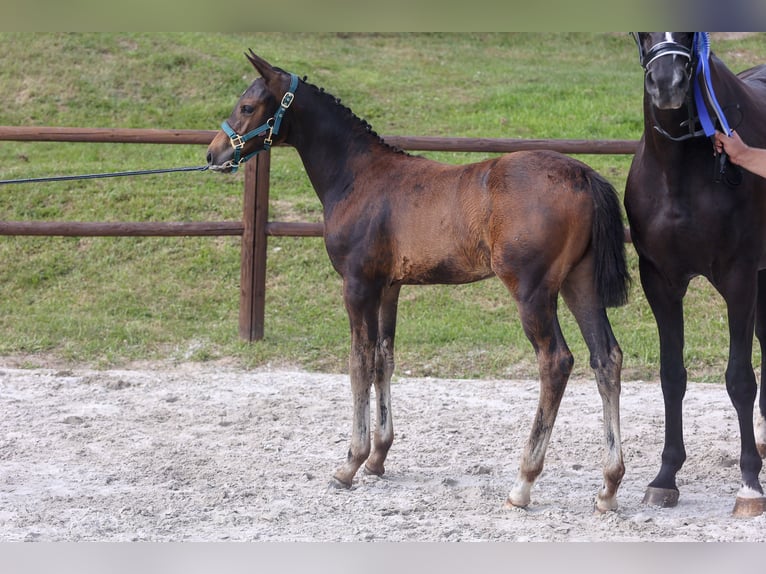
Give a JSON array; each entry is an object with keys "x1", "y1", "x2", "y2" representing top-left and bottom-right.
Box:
[{"x1": 245, "y1": 50, "x2": 277, "y2": 80}]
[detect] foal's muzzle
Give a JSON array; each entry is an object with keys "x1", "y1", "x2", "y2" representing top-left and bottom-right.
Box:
[{"x1": 206, "y1": 131, "x2": 238, "y2": 172}]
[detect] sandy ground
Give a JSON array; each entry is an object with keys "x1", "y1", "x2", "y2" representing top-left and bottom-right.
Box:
[{"x1": 1, "y1": 362, "x2": 765, "y2": 542}]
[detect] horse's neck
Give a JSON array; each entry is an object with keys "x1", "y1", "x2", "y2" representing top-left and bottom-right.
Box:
[
  {"x1": 707, "y1": 55, "x2": 746, "y2": 113},
  {"x1": 642, "y1": 96, "x2": 707, "y2": 194},
  {"x1": 286, "y1": 94, "x2": 392, "y2": 206},
  {"x1": 708, "y1": 55, "x2": 766, "y2": 142}
]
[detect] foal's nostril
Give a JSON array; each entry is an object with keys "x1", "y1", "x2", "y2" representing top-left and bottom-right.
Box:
[{"x1": 206, "y1": 151, "x2": 214, "y2": 165}]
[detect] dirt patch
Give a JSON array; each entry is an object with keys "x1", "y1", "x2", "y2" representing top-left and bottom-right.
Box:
[{"x1": 1, "y1": 364, "x2": 765, "y2": 541}]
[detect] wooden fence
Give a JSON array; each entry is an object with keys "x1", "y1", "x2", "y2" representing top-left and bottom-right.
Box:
[{"x1": 0, "y1": 126, "x2": 638, "y2": 341}]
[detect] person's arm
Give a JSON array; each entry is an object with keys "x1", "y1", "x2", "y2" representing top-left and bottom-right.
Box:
[{"x1": 714, "y1": 130, "x2": 766, "y2": 179}]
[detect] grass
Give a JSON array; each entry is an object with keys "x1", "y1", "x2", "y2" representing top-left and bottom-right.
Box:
[{"x1": 1, "y1": 32, "x2": 765, "y2": 382}]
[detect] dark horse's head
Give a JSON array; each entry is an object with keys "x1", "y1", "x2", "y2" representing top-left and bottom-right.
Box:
[
  {"x1": 633, "y1": 32, "x2": 697, "y2": 110},
  {"x1": 207, "y1": 51, "x2": 295, "y2": 172}
]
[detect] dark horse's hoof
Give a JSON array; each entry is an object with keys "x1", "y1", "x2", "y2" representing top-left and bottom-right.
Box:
[
  {"x1": 642, "y1": 486, "x2": 679, "y2": 508},
  {"x1": 732, "y1": 495, "x2": 766, "y2": 518}
]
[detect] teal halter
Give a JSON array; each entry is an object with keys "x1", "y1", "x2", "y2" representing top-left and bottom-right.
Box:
[{"x1": 221, "y1": 73, "x2": 299, "y2": 172}]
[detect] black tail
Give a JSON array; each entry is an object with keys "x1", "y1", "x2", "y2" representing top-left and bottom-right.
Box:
[{"x1": 589, "y1": 171, "x2": 631, "y2": 308}]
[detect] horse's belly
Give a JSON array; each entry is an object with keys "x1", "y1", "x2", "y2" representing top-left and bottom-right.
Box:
[{"x1": 394, "y1": 250, "x2": 494, "y2": 285}]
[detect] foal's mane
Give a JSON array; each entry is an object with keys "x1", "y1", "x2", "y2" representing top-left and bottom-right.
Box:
[{"x1": 296, "y1": 74, "x2": 409, "y2": 156}]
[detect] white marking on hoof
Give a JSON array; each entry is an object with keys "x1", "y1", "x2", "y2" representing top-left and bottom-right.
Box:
[
  {"x1": 506, "y1": 480, "x2": 532, "y2": 509},
  {"x1": 595, "y1": 492, "x2": 619, "y2": 513},
  {"x1": 735, "y1": 484, "x2": 764, "y2": 499}
]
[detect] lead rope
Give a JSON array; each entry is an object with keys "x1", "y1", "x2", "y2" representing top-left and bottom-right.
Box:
[
  {"x1": 694, "y1": 32, "x2": 732, "y2": 137},
  {"x1": 0, "y1": 164, "x2": 209, "y2": 185},
  {"x1": 691, "y1": 32, "x2": 742, "y2": 184}
]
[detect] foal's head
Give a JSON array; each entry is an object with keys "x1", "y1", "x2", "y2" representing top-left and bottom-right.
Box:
[
  {"x1": 633, "y1": 32, "x2": 696, "y2": 110},
  {"x1": 207, "y1": 51, "x2": 295, "y2": 172}
]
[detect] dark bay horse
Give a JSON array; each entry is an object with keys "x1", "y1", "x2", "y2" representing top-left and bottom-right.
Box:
[
  {"x1": 626, "y1": 32, "x2": 766, "y2": 517},
  {"x1": 207, "y1": 51, "x2": 630, "y2": 511}
]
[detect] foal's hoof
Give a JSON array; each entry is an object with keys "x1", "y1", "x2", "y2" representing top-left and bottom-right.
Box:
[
  {"x1": 329, "y1": 476, "x2": 352, "y2": 490},
  {"x1": 642, "y1": 486, "x2": 679, "y2": 508},
  {"x1": 363, "y1": 463, "x2": 385, "y2": 477},
  {"x1": 732, "y1": 496, "x2": 766, "y2": 518},
  {"x1": 504, "y1": 499, "x2": 527, "y2": 510},
  {"x1": 594, "y1": 497, "x2": 619, "y2": 514}
]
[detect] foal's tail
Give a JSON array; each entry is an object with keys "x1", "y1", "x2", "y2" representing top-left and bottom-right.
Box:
[{"x1": 588, "y1": 171, "x2": 630, "y2": 308}]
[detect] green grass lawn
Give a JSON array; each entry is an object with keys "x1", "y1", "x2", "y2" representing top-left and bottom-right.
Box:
[{"x1": 1, "y1": 32, "x2": 765, "y2": 381}]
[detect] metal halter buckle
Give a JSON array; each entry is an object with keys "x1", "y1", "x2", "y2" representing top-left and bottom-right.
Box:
[
  {"x1": 281, "y1": 92, "x2": 295, "y2": 108},
  {"x1": 229, "y1": 133, "x2": 245, "y2": 150}
]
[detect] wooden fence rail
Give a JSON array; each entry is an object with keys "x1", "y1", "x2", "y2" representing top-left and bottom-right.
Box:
[{"x1": 0, "y1": 126, "x2": 638, "y2": 341}]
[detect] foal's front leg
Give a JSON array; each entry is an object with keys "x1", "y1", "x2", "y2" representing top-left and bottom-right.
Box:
[
  {"x1": 332, "y1": 329, "x2": 375, "y2": 487},
  {"x1": 332, "y1": 282, "x2": 380, "y2": 487},
  {"x1": 364, "y1": 285, "x2": 400, "y2": 477}
]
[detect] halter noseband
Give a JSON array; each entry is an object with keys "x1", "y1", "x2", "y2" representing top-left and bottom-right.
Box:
[{"x1": 220, "y1": 73, "x2": 299, "y2": 172}]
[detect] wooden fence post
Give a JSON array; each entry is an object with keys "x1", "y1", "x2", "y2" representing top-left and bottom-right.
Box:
[{"x1": 239, "y1": 152, "x2": 270, "y2": 341}]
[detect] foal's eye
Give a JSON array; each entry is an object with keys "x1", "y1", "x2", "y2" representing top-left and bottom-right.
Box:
[{"x1": 240, "y1": 104, "x2": 255, "y2": 114}]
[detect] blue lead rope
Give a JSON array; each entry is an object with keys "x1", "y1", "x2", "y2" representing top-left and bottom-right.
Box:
[{"x1": 693, "y1": 32, "x2": 732, "y2": 137}]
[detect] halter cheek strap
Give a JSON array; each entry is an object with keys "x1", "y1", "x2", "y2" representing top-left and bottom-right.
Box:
[{"x1": 221, "y1": 73, "x2": 299, "y2": 172}]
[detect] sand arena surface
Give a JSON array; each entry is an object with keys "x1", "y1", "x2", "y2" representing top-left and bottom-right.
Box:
[{"x1": 1, "y1": 363, "x2": 765, "y2": 541}]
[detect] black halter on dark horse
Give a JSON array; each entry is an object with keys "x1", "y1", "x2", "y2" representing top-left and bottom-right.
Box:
[
  {"x1": 208, "y1": 50, "x2": 630, "y2": 511},
  {"x1": 626, "y1": 32, "x2": 766, "y2": 517}
]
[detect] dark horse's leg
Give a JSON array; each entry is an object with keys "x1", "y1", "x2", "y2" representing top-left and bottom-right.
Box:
[
  {"x1": 504, "y1": 284, "x2": 573, "y2": 509},
  {"x1": 718, "y1": 268, "x2": 766, "y2": 516},
  {"x1": 561, "y1": 263, "x2": 625, "y2": 512},
  {"x1": 639, "y1": 257, "x2": 689, "y2": 508},
  {"x1": 754, "y1": 270, "x2": 766, "y2": 459},
  {"x1": 332, "y1": 279, "x2": 399, "y2": 487}
]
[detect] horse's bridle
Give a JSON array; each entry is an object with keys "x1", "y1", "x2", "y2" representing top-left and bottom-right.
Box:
[
  {"x1": 632, "y1": 32, "x2": 698, "y2": 71},
  {"x1": 632, "y1": 33, "x2": 701, "y2": 141},
  {"x1": 218, "y1": 73, "x2": 299, "y2": 172},
  {"x1": 633, "y1": 32, "x2": 741, "y2": 184}
]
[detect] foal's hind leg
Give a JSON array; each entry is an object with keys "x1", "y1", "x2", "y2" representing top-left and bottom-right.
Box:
[
  {"x1": 562, "y1": 273, "x2": 625, "y2": 512},
  {"x1": 505, "y1": 288, "x2": 574, "y2": 509}
]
